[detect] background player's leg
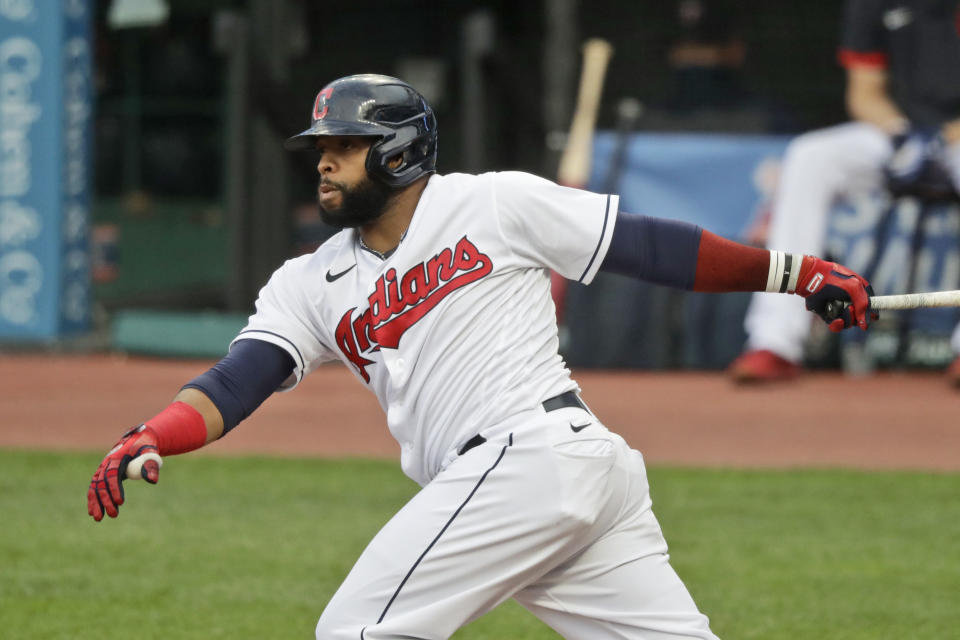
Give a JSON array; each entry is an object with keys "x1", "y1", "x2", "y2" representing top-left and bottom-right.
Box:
[
  {"x1": 937, "y1": 139, "x2": 960, "y2": 381},
  {"x1": 948, "y1": 322, "x2": 960, "y2": 379},
  {"x1": 744, "y1": 122, "x2": 892, "y2": 363},
  {"x1": 514, "y1": 443, "x2": 719, "y2": 640},
  {"x1": 315, "y1": 413, "x2": 630, "y2": 640}
]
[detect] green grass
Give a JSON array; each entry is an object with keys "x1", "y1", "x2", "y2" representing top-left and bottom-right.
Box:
[{"x1": 1, "y1": 450, "x2": 958, "y2": 639}]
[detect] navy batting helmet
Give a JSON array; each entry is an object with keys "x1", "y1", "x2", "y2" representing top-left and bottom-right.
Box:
[{"x1": 285, "y1": 74, "x2": 438, "y2": 188}]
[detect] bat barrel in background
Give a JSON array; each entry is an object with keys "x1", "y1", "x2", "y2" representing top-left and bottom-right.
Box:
[{"x1": 557, "y1": 38, "x2": 614, "y2": 188}]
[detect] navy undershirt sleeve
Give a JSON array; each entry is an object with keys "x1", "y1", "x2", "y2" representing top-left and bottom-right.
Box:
[
  {"x1": 182, "y1": 338, "x2": 295, "y2": 435},
  {"x1": 599, "y1": 211, "x2": 702, "y2": 289}
]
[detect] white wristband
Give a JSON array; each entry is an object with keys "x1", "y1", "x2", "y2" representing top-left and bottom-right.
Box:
[
  {"x1": 766, "y1": 250, "x2": 803, "y2": 293},
  {"x1": 765, "y1": 250, "x2": 784, "y2": 292}
]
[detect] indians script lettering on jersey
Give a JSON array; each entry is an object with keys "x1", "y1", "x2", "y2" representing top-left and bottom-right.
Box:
[{"x1": 336, "y1": 235, "x2": 493, "y2": 381}]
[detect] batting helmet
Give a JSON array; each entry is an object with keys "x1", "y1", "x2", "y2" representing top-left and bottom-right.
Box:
[{"x1": 285, "y1": 74, "x2": 438, "y2": 188}]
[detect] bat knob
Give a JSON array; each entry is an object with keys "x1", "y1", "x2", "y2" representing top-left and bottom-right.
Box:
[{"x1": 824, "y1": 300, "x2": 843, "y2": 321}]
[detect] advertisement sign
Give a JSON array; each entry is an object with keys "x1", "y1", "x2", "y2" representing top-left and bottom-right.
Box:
[
  {"x1": 588, "y1": 131, "x2": 789, "y2": 240},
  {"x1": 0, "y1": 0, "x2": 92, "y2": 339}
]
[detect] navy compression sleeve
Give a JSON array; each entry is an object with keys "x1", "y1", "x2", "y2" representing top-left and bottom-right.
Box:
[
  {"x1": 182, "y1": 339, "x2": 295, "y2": 435},
  {"x1": 599, "y1": 211, "x2": 703, "y2": 289}
]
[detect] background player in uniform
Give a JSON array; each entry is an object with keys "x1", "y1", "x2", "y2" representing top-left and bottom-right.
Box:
[
  {"x1": 730, "y1": 0, "x2": 960, "y2": 383},
  {"x1": 87, "y1": 74, "x2": 876, "y2": 639}
]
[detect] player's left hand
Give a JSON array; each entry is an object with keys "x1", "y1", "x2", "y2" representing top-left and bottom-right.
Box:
[
  {"x1": 796, "y1": 256, "x2": 876, "y2": 332},
  {"x1": 87, "y1": 424, "x2": 161, "y2": 521}
]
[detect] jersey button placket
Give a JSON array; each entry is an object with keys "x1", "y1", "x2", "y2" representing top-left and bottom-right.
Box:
[{"x1": 382, "y1": 349, "x2": 408, "y2": 385}]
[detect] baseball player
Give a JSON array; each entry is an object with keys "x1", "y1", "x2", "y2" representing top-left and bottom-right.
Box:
[
  {"x1": 87, "y1": 74, "x2": 876, "y2": 639},
  {"x1": 730, "y1": 0, "x2": 960, "y2": 383}
]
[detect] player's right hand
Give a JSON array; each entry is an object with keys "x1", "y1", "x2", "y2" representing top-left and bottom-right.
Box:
[
  {"x1": 87, "y1": 424, "x2": 161, "y2": 521},
  {"x1": 796, "y1": 256, "x2": 876, "y2": 332}
]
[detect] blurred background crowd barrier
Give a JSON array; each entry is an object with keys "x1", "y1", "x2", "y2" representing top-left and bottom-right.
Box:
[
  {"x1": 566, "y1": 133, "x2": 960, "y2": 370},
  {"x1": 1, "y1": 0, "x2": 957, "y2": 367}
]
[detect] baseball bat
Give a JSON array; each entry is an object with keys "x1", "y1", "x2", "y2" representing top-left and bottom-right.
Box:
[
  {"x1": 869, "y1": 290, "x2": 960, "y2": 310},
  {"x1": 557, "y1": 38, "x2": 614, "y2": 187},
  {"x1": 825, "y1": 290, "x2": 960, "y2": 320}
]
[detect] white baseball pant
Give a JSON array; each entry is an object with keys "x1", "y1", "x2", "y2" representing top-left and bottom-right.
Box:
[{"x1": 315, "y1": 404, "x2": 719, "y2": 639}]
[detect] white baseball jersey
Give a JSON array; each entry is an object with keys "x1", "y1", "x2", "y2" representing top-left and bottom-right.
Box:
[{"x1": 234, "y1": 171, "x2": 618, "y2": 486}]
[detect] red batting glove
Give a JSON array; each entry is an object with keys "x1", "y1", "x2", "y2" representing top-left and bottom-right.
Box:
[
  {"x1": 796, "y1": 256, "x2": 876, "y2": 332},
  {"x1": 87, "y1": 402, "x2": 206, "y2": 522},
  {"x1": 87, "y1": 424, "x2": 161, "y2": 521}
]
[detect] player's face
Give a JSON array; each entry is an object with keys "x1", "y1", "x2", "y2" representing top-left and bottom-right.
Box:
[{"x1": 315, "y1": 136, "x2": 394, "y2": 229}]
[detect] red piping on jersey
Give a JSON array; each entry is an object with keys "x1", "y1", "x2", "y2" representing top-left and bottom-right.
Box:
[{"x1": 837, "y1": 49, "x2": 889, "y2": 69}]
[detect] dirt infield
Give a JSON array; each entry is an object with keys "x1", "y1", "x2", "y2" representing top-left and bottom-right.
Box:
[{"x1": 2, "y1": 353, "x2": 957, "y2": 471}]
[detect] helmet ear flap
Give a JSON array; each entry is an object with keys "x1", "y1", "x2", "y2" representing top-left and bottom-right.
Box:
[{"x1": 366, "y1": 124, "x2": 437, "y2": 188}]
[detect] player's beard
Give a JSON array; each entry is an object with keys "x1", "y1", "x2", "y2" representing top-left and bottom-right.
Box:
[{"x1": 317, "y1": 175, "x2": 395, "y2": 229}]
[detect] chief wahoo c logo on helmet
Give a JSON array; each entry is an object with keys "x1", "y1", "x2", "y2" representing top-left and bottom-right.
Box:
[{"x1": 312, "y1": 87, "x2": 334, "y2": 120}]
